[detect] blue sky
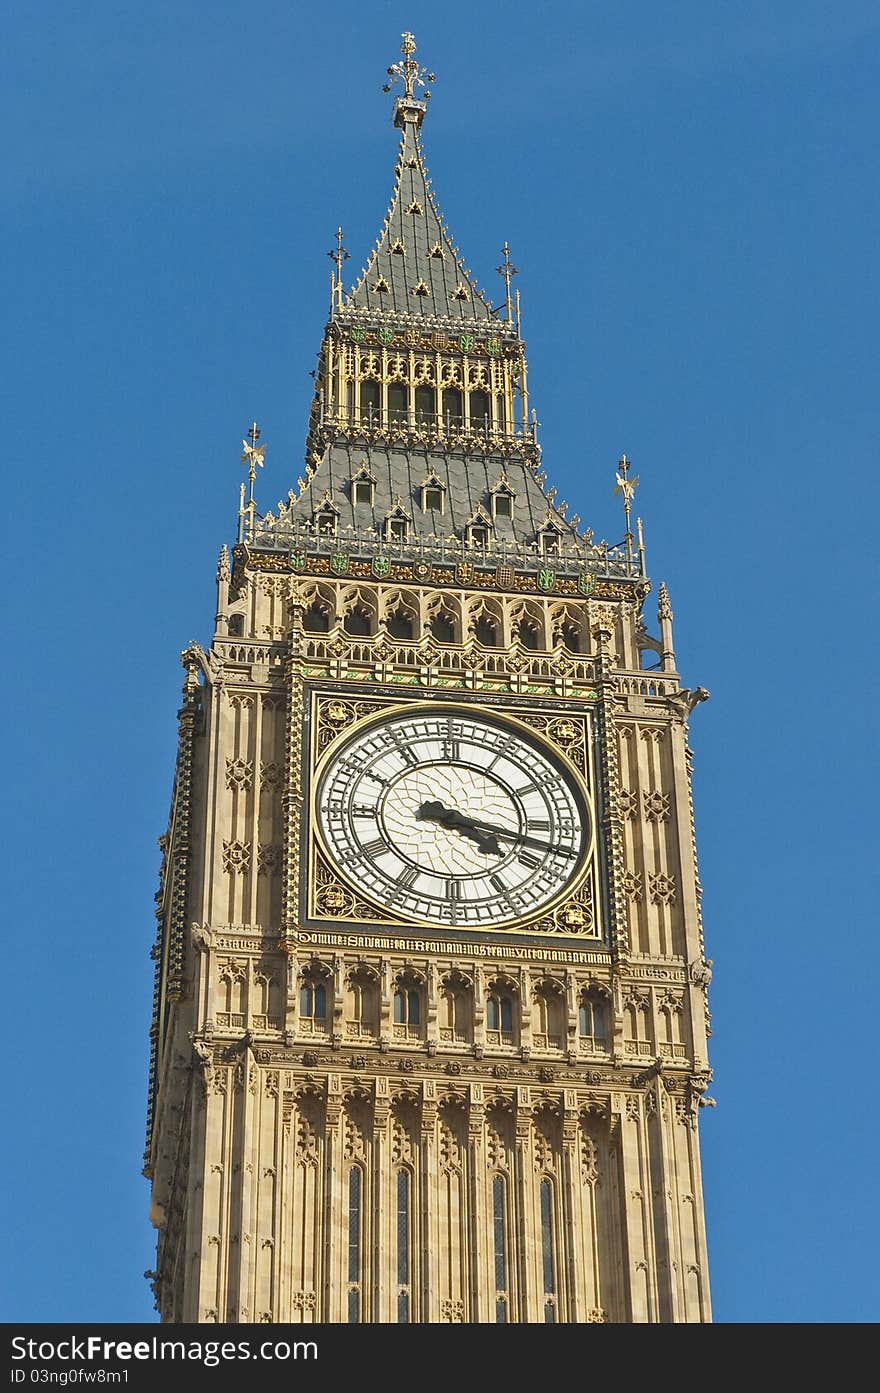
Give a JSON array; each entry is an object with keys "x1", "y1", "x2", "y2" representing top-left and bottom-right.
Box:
[{"x1": 3, "y1": 1, "x2": 878, "y2": 1324}]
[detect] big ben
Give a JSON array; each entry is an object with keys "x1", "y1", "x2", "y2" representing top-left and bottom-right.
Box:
[{"x1": 145, "y1": 33, "x2": 714, "y2": 1324}]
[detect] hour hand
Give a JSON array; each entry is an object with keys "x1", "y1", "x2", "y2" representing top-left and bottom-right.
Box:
[{"x1": 416, "y1": 801, "x2": 503, "y2": 856}]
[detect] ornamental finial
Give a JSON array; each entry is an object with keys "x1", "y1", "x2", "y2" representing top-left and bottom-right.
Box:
[
  {"x1": 614, "y1": 454, "x2": 639, "y2": 575},
  {"x1": 239, "y1": 423, "x2": 267, "y2": 543},
  {"x1": 327, "y1": 227, "x2": 349, "y2": 311},
  {"x1": 496, "y1": 242, "x2": 518, "y2": 323},
  {"x1": 383, "y1": 33, "x2": 435, "y2": 127}
]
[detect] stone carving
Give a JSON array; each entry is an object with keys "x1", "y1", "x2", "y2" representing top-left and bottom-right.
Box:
[
  {"x1": 689, "y1": 958, "x2": 713, "y2": 988},
  {"x1": 225, "y1": 757, "x2": 254, "y2": 791},
  {"x1": 441, "y1": 1299, "x2": 464, "y2": 1323},
  {"x1": 619, "y1": 788, "x2": 638, "y2": 819},
  {"x1": 579, "y1": 1126, "x2": 599, "y2": 1185},
  {"x1": 623, "y1": 870, "x2": 643, "y2": 902},
  {"x1": 222, "y1": 840, "x2": 251, "y2": 874},
  {"x1": 260, "y1": 761, "x2": 283, "y2": 789},
  {"x1": 643, "y1": 790, "x2": 670, "y2": 822},
  {"x1": 257, "y1": 844, "x2": 282, "y2": 874},
  {"x1": 649, "y1": 872, "x2": 676, "y2": 906}
]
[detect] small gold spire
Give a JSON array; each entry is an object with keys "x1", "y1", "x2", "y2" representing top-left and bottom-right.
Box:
[
  {"x1": 496, "y1": 241, "x2": 518, "y2": 322},
  {"x1": 327, "y1": 228, "x2": 349, "y2": 311},
  {"x1": 614, "y1": 454, "x2": 639, "y2": 574},
  {"x1": 240, "y1": 422, "x2": 267, "y2": 543}
]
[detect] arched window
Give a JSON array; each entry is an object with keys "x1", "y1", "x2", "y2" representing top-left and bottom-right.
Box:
[
  {"x1": 431, "y1": 610, "x2": 456, "y2": 643},
  {"x1": 387, "y1": 609, "x2": 414, "y2": 640},
  {"x1": 493, "y1": 1174, "x2": 508, "y2": 1324},
  {"x1": 388, "y1": 383, "x2": 408, "y2": 423},
  {"x1": 344, "y1": 606, "x2": 372, "y2": 636},
  {"x1": 560, "y1": 622, "x2": 580, "y2": 653},
  {"x1": 300, "y1": 982, "x2": 326, "y2": 1020},
  {"x1": 347, "y1": 1167, "x2": 362, "y2": 1323},
  {"x1": 348, "y1": 968, "x2": 379, "y2": 1038},
  {"x1": 495, "y1": 394, "x2": 506, "y2": 433},
  {"x1": 474, "y1": 616, "x2": 498, "y2": 647},
  {"x1": 578, "y1": 992, "x2": 609, "y2": 1051},
  {"x1": 397, "y1": 1170, "x2": 411, "y2": 1323},
  {"x1": 299, "y1": 969, "x2": 329, "y2": 1034},
  {"x1": 486, "y1": 991, "x2": 514, "y2": 1043},
  {"x1": 540, "y1": 1179, "x2": 556, "y2": 1323},
  {"x1": 303, "y1": 602, "x2": 330, "y2": 633},
  {"x1": 517, "y1": 617, "x2": 539, "y2": 650},
  {"x1": 228, "y1": 613, "x2": 244, "y2": 637},
  {"x1": 393, "y1": 982, "x2": 423, "y2": 1040},
  {"x1": 360, "y1": 380, "x2": 380, "y2": 420},
  {"x1": 442, "y1": 387, "x2": 463, "y2": 424},
  {"x1": 533, "y1": 985, "x2": 565, "y2": 1050},
  {"x1": 415, "y1": 384, "x2": 434, "y2": 423},
  {"x1": 440, "y1": 979, "x2": 471, "y2": 1043},
  {"x1": 470, "y1": 389, "x2": 490, "y2": 428}
]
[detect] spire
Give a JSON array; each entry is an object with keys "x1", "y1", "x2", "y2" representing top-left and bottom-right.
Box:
[
  {"x1": 658, "y1": 582, "x2": 676, "y2": 672},
  {"x1": 347, "y1": 34, "x2": 497, "y2": 324}
]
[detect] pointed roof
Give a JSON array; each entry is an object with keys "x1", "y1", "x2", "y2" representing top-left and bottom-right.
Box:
[{"x1": 345, "y1": 36, "x2": 498, "y2": 326}]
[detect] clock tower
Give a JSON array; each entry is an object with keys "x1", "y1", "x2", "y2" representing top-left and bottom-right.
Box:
[{"x1": 145, "y1": 33, "x2": 715, "y2": 1324}]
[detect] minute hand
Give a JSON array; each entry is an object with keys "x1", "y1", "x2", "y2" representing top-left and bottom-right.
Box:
[
  {"x1": 417, "y1": 804, "x2": 578, "y2": 858},
  {"x1": 461, "y1": 817, "x2": 580, "y2": 858}
]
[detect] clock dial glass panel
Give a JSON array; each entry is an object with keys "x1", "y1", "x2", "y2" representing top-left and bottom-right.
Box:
[{"x1": 316, "y1": 709, "x2": 588, "y2": 927}]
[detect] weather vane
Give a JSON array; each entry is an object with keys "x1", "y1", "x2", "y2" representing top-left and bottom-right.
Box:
[
  {"x1": 496, "y1": 242, "x2": 518, "y2": 322},
  {"x1": 327, "y1": 227, "x2": 349, "y2": 311},
  {"x1": 239, "y1": 422, "x2": 267, "y2": 543},
  {"x1": 614, "y1": 454, "x2": 639, "y2": 572},
  {"x1": 383, "y1": 32, "x2": 435, "y2": 105}
]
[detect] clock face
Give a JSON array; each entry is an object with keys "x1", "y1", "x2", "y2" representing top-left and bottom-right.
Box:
[{"x1": 315, "y1": 707, "x2": 589, "y2": 928}]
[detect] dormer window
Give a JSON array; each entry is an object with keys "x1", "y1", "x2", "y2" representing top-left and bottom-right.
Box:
[
  {"x1": 412, "y1": 280, "x2": 430, "y2": 296},
  {"x1": 420, "y1": 472, "x2": 447, "y2": 514},
  {"x1": 452, "y1": 284, "x2": 469, "y2": 301},
  {"x1": 391, "y1": 240, "x2": 406, "y2": 255},
  {"x1": 537, "y1": 514, "x2": 566, "y2": 557},
  {"x1": 313, "y1": 491, "x2": 340, "y2": 536},
  {"x1": 490, "y1": 471, "x2": 516, "y2": 520},
  {"x1": 405, "y1": 200, "x2": 424, "y2": 216},
  {"x1": 384, "y1": 498, "x2": 411, "y2": 544},
  {"x1": 373, "y1": 276, "x2": 390, "y2": 293},
  {"x1": 428, "y1": 243, "x2": 444, "y2": 259},
  {"x1": 350, "y1": 463, "x2": 376, "y2": 507},
  {"x1": 465, "y1": 505, "x2": 493, "y2": 548}
]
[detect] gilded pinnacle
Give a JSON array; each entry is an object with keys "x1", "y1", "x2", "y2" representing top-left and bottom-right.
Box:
[{"x1": 383, "y1": 32, "x2": 435, "y2": 126}]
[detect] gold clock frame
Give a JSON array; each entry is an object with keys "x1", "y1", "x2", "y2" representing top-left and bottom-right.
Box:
[{"x1": 304, "y1": 693, "x2": 603, "y2": 941}]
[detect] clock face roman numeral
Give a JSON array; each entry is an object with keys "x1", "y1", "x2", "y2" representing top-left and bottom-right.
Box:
[{"x1": 361, "y1": 837, "x2": 388, "y2": 859}]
